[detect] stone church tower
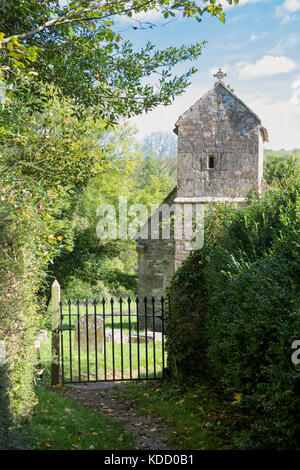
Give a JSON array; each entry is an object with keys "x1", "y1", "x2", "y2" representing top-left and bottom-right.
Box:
[{"x1": 136, "y1": 70, "x2": 268, "y2": 303}]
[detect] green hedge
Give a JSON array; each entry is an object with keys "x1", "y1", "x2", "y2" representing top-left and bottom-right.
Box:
[
  {"x1": 0, "y1": 202, "x2": 40, "y2": 448},
  {"x1": 166, "y1": 202, "x2": 238, "y2": 380},
  {"x1": 167, "y1": 175, "x2": 300, "y2": 448},
  {"x1": 166, "y1": 251, "x2": 209, "y2": 381}
]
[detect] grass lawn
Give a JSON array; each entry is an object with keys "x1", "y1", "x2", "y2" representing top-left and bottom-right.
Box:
[
  {"x1": 118, "y1": 378, "x2": 250, "y2": 450},
  {"x1": 23, "y1": 384, "x2": 134, "y2": 450}
]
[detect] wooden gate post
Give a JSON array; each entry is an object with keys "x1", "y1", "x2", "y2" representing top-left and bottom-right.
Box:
[{"x1": 51, "y1": 280, "x2": 60, "y2": 386}]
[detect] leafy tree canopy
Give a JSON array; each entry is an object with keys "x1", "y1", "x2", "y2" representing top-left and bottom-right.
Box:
[{"x1": 0, "y1": 0, "x2": 239, "y2": 123}]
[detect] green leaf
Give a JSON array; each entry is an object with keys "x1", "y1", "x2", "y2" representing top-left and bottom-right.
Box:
[{"x1": 27, "y1": 46, "x2": 38, "y2": 62}]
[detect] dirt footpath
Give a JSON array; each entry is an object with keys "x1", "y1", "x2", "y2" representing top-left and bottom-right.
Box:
[{"x1": 62, "y1": 382, "x2": 176, "y2": 450}]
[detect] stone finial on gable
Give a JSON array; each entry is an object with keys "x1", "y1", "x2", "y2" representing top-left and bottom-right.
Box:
[{"x1": 213, "y1": 68, "x2": 227, "y2": 84}]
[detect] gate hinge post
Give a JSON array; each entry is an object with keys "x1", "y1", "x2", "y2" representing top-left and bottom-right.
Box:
[{"x1": 51, "y1": 280, "x2": 60, "y2": 386}]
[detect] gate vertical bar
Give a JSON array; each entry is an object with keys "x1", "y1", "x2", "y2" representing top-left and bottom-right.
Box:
[
  {"x1": 144, "y1": 297, "x2": 148, "y2": 379},
  {"x1": 51, "y1": 280, "x2": 60, "y2": 386},
  {"x1": 93, "y1": 300, "x2": 98, "y2": 382},
  {"x1": 136, "y1": 297, "x2": 140, "y2": 379},
  {"x1": 120, "y1": 298, "x2": 124, "y2": 380},
  {"x1": 161, "y1": 296, "x2": 165, "y2": 378},
  {"x1": 152, "y1": 297, "x2": 156, "y2": 379},
  {"x1": 85, "y1": 299, "x2": 90, "y2": 381},
  {"x1": 102, "y1": 299, "x2": 107, "y2": 381},
  {"x1": 68, "y1": 299, "x2": 72, "y2": 383},
  {"x1": 110, "y1": 298, "x2": 115, "y2": 380},
  {"x1": 60, "y1": 300, "x2": 64, "y2": 384},
  {"x1": 128, "y1": 297, "x2": 132, "y2": 379},
  {"x1": 76, "y1": 300, "x2": 81, "y2": 382}
]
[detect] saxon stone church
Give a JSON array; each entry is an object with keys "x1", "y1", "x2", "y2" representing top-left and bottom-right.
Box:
[{"x1": 136, "y1": 70, "x2": 269, "y2": 301}]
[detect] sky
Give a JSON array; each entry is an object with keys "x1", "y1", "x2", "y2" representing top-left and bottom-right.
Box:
[{"x1": 116, "y1": 0, "x2": 300, "y2": 150}]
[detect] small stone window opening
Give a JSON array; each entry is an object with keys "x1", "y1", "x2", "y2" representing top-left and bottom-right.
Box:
[
  {"x1": 170, "y1": 211, "x2": 175, "y2": 239},
  {"x1": 209, "y1": 156, "x2": 215, "y2": 169}
]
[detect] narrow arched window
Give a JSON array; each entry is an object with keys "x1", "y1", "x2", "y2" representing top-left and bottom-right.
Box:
[{"x1": 209, "y1": 155, "x2": 215, "y2": 169}]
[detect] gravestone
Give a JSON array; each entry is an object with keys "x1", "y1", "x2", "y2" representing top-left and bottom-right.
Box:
[
  {"x1": 37, "y1": 329, "x2": 48, "y2": 343},
  {"x1": 131, "y1": 332, "x2": 163, "y2": 344},
  {"x1": 74, "y1": 315, "x2": 104, "y2": 354},
  {"x1": 34, "y1": 330, "x2": 48, "y2": 349}
]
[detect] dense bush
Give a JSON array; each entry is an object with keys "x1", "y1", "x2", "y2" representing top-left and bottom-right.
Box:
[
  {"x1": 166, "y1": 250, "x2": 208, "y2": 381},
  {"x1": 167, "y1": 170, "x2": 300, "y2": 448},
  {"x1": 264, "y1": 156, "x2": 299, "y2": 185},
  {"x1": 166, "y1": 202, "x2": 238, "y2": 380},
  {"x1": 206, "y1": 182, "x2": 300, "y2": 448},
  {"x1": 0, "y1": 200, "x2": 41, "y2": 448}
]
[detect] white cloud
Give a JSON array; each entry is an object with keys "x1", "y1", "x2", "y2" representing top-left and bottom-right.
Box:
[
  {"x1": 270, "y1": 33, "x2": 300, "y2": 55},
  {"x1": 238, "y1": 55, "x2": 297, "y2": 79},
  {"x1": 281, "y1": 0, "x2": 300, "y2": 12},
  {"x1": 275, "y1": 0, "x2": 300, "y2": 23},
  {"x1": 281, "y1": 13, "x2": 297, "y2": 22}
]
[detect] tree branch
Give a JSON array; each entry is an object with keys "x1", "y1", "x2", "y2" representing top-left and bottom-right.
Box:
[{"x1": 1, "y1": 1, "x2": 155, "y2": 43}]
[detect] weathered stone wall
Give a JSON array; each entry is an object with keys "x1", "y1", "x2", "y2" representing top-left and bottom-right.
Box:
[
  {"x1": 137, "y1": 238, "x2": 175, "y2": 300},
  {"x1": 136, "y1": 187, "x2": 177, "y2": 301},
  {"x1": 137, "y1": 238, "x2": 175, "y2": 331},
  {"x1": 176, "y1": 83, "x2": 262, "y2": 199}
]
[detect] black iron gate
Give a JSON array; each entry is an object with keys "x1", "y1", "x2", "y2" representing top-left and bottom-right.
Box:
[{"x1": 58, "y1": 297, "x2": 166, "y2": 384}]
